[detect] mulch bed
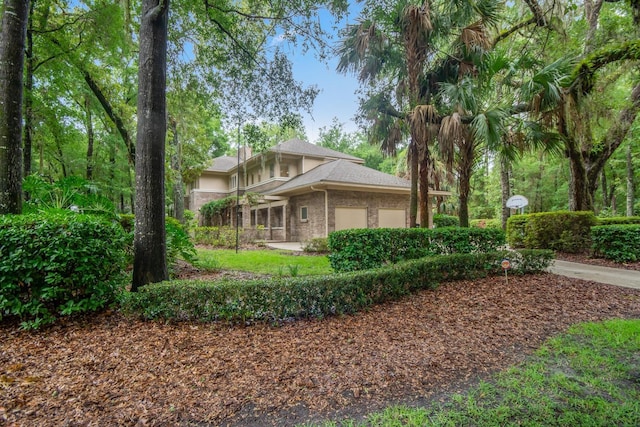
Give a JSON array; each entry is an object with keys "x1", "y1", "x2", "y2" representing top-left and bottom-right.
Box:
[{"x1": 2, "y1": 265, "x2": 640, "y2": 426}]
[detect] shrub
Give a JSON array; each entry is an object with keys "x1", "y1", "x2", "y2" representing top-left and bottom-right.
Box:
[
  {"x1": 596, "y1": 216, "x2": 640, "y2": 226},
  {"x1": 591, "y1": 225, "x2": 640, "y2": 262},
  {"x1": 193, "y1": 226, "x2": 240, "y2": 247},
  {"x1": 302, "y1": 237, "x2": 329, "y2": 253},
  {"x1": 120, "y1": 250, "x2": 553, "y2": 324},
  {"x1": 0, "y1": 212, "x2": 128, "y2": 329},
  {"x1": 118, "y1": 214, "x2": 196, "y2": 270},
  {"x1": 328, "y1": 227, "x2": 505, "y2": 272},
  {"x1": 433, "y1": 214, "x2": 460, "y2": 228},
  {"x1": 506, "y1": 215, "x2": 528, "y2": 248},
  {"x1": 507, "y1": 211, "x2": 597, "y2": 253}
]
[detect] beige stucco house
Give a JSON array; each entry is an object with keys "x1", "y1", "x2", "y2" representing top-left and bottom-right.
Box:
[{"x1": 187, "y1": 138, "x2": 446, "y2": 242}]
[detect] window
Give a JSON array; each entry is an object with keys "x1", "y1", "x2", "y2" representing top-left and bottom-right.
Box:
[
  {"x1": 269, "y1": 163, "x2": 275, "y2": 178},
  {"x1": 229, "y1": 175, "x2": 237, "y2": 189},
  {"x1": 300, "y1": 206, "x2": 308, "y2": 222},
  {"x1": 280, "y1": 163, "x2": 289, "y2": 177}
]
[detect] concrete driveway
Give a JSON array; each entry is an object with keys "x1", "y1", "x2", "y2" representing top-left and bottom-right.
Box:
[{"x1": 549, "y1": 260, "x2": 640, "y2": 290}]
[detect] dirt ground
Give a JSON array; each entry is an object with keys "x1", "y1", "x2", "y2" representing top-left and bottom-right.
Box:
[{"x1": 2, "y1": 255, "x2": 640, "y2": 426}]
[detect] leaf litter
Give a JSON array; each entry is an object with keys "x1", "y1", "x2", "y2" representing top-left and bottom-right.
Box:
[{"x1": 1, "y1": 273, "x2": 639, "y2": 426}]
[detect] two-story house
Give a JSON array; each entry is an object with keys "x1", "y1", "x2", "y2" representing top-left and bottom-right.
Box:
[{"x1": 187, "y1": 138, "x2": 446, "y2": 242}]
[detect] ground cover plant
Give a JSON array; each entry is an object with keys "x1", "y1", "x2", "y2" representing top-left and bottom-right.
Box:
[{"x1": 308, "y1": 319, "x2": 640, "y2": 426}]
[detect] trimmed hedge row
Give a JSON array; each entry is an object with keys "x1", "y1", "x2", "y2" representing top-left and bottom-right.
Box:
[
  {"x1": 506, "y1": 211, "x2": 596, "y2": 253},
  {"x1": 596, "y1": 216, "x2": 640, "y2": 226},
  {"x1": 328, "y1": 227, "x2": 506, "y2": 272},
  {"x1": 120, "y1": 249, "x2": 554, "y2": 324},
  {"x1": 591, "y1": 225, "x2": 640, "y2": 262},
  {"x1": 0, "y1": 212, "x2": 128, "y2": 329}
]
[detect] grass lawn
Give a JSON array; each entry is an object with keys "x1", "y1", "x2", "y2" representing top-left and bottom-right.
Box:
[
  {"x1": 195, "y1": 247, "x2": 333, "y2": 276},
  {"x1": 307, "y1": 319, "x2": 640, "y2": 427}
]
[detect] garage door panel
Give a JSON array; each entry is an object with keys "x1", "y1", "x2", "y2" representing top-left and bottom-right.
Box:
[
  {"x1": 379, "y1": 208, "x2": 406, "y2": 228},
  {"x1": 335, "y1": 207, "x2": 367, "y2": 230}
]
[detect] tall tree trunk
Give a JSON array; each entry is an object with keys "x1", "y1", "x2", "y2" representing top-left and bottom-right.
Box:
[
  {"x1": 85, "y1": 95, "x2": 94, "y2": 180},
  {"x1": 601, "y1": 168, "x2": 609, "y2": 209},
  {"x1": 457, "y1": 140, "x2": 474, "y2": 228},
  {"x1": 0, "y1": 0, "x2": 29, "y2": 214},
  {"x1": 418, "y1": 147, "x2": 430, "y2": 228},
  {"x1": 23, "y1": 0, "x2": 36, "y2": 179},
  {"x1": 409, "y1": 140, "x2": 418, "y2": 227},
  {"x1": 627, "y1": 142, "x2": 635, "y2": 216},
  {"x1": 132, "y1": 0, "x2": 169, "y2": 291},
  {"x1": 169, "y1": 117, "x2": 184, "y2": 223},
  {"x1": 500, "y1": 156, "x2": 511, "y2": 231}
]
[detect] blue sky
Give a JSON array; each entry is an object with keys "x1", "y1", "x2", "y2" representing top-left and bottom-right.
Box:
[{"x1": 283, "y1": 5, "x2": 364, "y2": 143}]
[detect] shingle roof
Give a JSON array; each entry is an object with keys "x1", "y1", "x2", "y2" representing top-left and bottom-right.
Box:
[
  {"x1": 269, "y1": 138, "x2": 363, "y2": 162},
  {"x1": 266, "y1": 159, "x2": 410, "y2": 195},
  {"x1": 204, "y1": 156, "x2": 238, "y2": 172}
]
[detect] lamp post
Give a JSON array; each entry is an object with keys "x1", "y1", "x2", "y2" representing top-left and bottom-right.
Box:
[{"x1": 235, "y1": 121, "x2": 241, "y2": 253}]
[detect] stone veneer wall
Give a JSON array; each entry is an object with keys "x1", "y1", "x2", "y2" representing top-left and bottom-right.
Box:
[{"x1": 188, "y1": 190, "x2": 229, "y2": 224}]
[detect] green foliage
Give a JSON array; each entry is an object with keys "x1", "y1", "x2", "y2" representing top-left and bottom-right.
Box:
[
  {"x1": 118, "y1": 214, "x2": 196, "y2": 270},
  {"x1": 120, "y1": 250, "x2": 552, "y2": 324},
  {"x1": 596, "y1": 216, "x2": 640, "y2": 225},
  {"x1": 23, "y1": 175, "x2": 116, "y2": 217},
  {"x1": 302, "y1": 237, "x2": 330, "y2": 253},
  {"x1": 194, "y1": 226, "x2": 241, "y2": 247},
  {"x1": 507, "y1": 211, "x2": 597, "y2": 253},
  {"x1": 200, "y1": 197, "x2": 236, "y2": 226},
  {"x1": 470, "y1": 218, "x2": 502, "y2": 229},
  {"x1": 0, "y1": 212, "x2": 128, "y2": 329},
  {"x1": 506, "y1": 215, "x2": 528, "y2": 248},
  {"x1": 433, "y1": 214, "x2": 460, "y2": 228},
  {"x1": 165, "y1": 217, "x2": 197, "y2": 267},
  {"x1": 328, "y1": 227, "x2": 506, "y2": 272},
  {"x1": 591, "y1": 225, "x2": 640, "y2": 262}
]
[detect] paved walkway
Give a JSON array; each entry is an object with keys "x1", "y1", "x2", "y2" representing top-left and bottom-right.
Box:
[
  {"x1": 266, "y1": 241, "x2": 304, "y2": 252},
  {"x1": 548, "y1": 260, "x2": 640, "y2": 290}
]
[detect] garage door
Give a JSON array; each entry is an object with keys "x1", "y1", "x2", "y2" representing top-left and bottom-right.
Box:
[
  {"x1": 335, "y1": 207, "x2": 367, "y2": 231},
  {"x1": 378, "y1": 208, "x2": 406, "y2": 228}
]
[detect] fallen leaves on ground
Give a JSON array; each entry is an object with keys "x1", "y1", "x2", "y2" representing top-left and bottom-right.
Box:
[{"x1": 1, "y1": 273, "x2": 640, "y2": 426}]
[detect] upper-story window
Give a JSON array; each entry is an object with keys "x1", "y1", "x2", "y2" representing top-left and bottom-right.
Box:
[
  {"x1": 269, "y1": 163, "x2": 275, "y2": 178},
  {"x1": 280, "y1": 163, "x2": 289, "y2": 177}
]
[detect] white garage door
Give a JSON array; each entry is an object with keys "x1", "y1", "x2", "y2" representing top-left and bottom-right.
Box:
[
  {"x1": 335, "y1": 207, "x2": 367, "y2": 231},
  {"x1": 378, "y1": 208, "x2": 406, "y2": 228}
]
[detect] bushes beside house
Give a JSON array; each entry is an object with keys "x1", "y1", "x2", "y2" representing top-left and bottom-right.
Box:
[
  {"x1": 0, "y1": 212, "x2": 129, "y2": 329},
  {"x1": 506, "y1": 211, "x2": 640, "y2": 262},
  {"x1": 506, "y1": 211, "x2": 597, "y2": 253},
  {"x1": 120, "y1": 249, "x2": 554, "y2": 324},
  {"x1": 591, "y1": 225, "x2": 640, "y2": 262},
  {"x1": 328, "y1": 227, "x2": 506, "y2": 272}
]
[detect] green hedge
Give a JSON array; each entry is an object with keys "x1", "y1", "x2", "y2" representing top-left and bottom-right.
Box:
[
  {"x1": 120, "y1": 249, "x2": 554, "y2": 323},
  {"x1": 591, "y1": 225, "x2": 640, "y2": 262},
  {"x1": 433, "y1": 214, "x2": 460, "y2": 227},
  {"x1": 0, "y1": 212, "x2": 128, "y2": 329},
  {"x1": 507, "y1": 211, "x2": 597, "y2": 253},
  {"x1": 596, "y1": 216, "x2": 640, "y2": 226},
  {"x1": 328, "y1": 227, "x2": 506, "y2": 272}
]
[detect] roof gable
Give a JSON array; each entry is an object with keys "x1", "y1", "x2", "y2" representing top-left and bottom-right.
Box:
[
  {"x1": 204, "y1": 156, "x2": 237, "y2": 173},
  {"x1": 268, "y1": 138, "x2": 363, "y2": 162},
  {"x1": 266, "y1": 159, "x2": 410, "y2": 195}
]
